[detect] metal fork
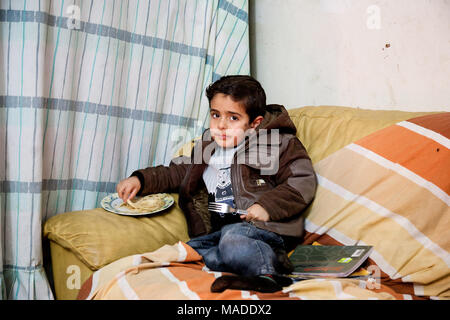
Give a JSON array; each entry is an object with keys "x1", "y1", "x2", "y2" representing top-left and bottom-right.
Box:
[{"x1": 208, "y1": 202, "x2": 248, "y2": 215}]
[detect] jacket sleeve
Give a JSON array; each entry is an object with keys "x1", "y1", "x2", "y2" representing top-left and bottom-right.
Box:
[
  {"x1": 255, "y1": 137, "x2": 317, "y2": 221},
  {"x1": 131, "y1": 155, "x2": 191, "y2": 196}
]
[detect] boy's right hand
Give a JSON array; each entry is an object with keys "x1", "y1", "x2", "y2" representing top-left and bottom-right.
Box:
[{"x1": 116, "y1": 176, "x2": 141, "y2": 203}]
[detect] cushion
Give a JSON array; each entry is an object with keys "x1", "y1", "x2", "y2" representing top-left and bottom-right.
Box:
[
  {"x1": 301, "y1": 113, "x2": 450, "y2": 299},
  {"x1": 288, "y1": 106, "x2": 433, "y2": 164},
  {"x1": 44, "y1": 193, "x2": 190, "y2": 270}
]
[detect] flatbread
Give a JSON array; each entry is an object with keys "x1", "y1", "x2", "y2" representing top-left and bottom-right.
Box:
[{"x1": 119, "y1": 193, "x2": 167, "y2": 213}]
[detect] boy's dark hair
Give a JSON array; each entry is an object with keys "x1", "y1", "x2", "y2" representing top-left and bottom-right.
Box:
[{"x1": 205, "y1": 75, "x2": 266, "y2": 122}]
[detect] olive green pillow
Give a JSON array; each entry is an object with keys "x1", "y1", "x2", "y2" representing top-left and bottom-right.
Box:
[{"x1": 44, "y1": 193, "x2": 189, "y2": 270}]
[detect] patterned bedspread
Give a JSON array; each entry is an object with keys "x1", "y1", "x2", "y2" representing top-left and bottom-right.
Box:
[{"x1": 78, "y1": 241, "x2": 412, "y2": 300}]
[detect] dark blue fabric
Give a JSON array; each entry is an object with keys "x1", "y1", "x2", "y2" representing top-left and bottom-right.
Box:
[{"x1": 187, "y1": 222, "x2": 286, "y2": 276}]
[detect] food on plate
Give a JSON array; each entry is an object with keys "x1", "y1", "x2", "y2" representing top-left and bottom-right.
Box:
[{"x1": 118, "y1": 193, "x2": 167, "y2": 213}]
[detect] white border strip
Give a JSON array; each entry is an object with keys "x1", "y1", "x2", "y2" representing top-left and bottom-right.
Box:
[
  {"x1": 202, "y1": 265, "x2": 222, "y2": 279},
  {"x1": 397, "y1": 121, "x2": 450, "y2": 149},
  {"x1": 241, "y1": 290, "x2": 260, "y2": 300},
  {"x1": 347, "y1": 143, "x2": 450, "y2": 206},
  {"x1": 117, "y1": 271, "x2": 139, "y2": 300},
  {"x1": 160, "y1": 268, "x2": 200, "y2": 300},
  {"x1": 413, "y1": 284, "x2": 425, "y2": 297},
  {"x1": 317, "y1": 174, "x2": 450, "y2": 267},
  {"x1": 177, "y1": 241, "x2": 188, "y2": 262},
  {"x1": 329, "y1": 280, "x2": 355, "y2": 299},
  {"x1": 132, "y1": 254, "x2": 142, "y2": 266},
  {"x1": 85, "y1": 270, "x2": 100, "y2": 300}
]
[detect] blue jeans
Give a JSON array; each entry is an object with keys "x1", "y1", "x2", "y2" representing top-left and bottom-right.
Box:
[{"x1": 187, "y1": 222, "x2": 286, "y2": 276}]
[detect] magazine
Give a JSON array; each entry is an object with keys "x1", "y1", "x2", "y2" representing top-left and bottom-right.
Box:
[{"x1": 288, "y1": 245, "x2": 373, "y2": 279}]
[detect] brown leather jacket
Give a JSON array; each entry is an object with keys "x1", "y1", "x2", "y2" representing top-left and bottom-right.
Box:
[{"x1": 133, "y1": 105, "x2": 317, "y2": 241}]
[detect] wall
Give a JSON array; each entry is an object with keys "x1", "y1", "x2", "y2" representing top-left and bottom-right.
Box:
[{"x1": 249, "y1": 0, "x2": 450, "y2": 112}]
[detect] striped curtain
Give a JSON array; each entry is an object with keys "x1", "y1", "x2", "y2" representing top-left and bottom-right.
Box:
[{"x1": 0, "y1": 0, "x2": 249, "y2": 299}]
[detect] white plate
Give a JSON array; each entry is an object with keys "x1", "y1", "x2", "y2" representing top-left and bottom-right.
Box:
[{"x1": 101, "y1": 193, "x2": 174, "y2": 216}]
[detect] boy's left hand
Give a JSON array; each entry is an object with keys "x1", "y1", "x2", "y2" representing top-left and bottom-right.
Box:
[{"x1": 241, "y1": 203, "x2": 270, "y2": 222}]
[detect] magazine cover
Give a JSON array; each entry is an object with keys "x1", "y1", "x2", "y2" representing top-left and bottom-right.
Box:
[{"x1": 288, "y1": 245, "x2": 373, "y2": 279}]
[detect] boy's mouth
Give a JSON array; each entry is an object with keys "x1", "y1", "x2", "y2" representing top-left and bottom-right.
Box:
[
  {"x1": 211, "y1": 131, "x2": 230, "y2": 141},
  {"x1": 211, "y1": 129, "x2": 243, "y2": 144},
  {"x1": 212, "y1": 135, "x2": 228, "y2": 143}
]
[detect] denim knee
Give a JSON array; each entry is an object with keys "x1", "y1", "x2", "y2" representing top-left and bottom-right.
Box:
[
  {"x1": 221, "y1": 222, "x2": 249, "y2": 236},
  {"x1": 218, "y1": 233, "x2": 248, "y2": 269},
  {"x1": 218, "y1": 231, "x2": 277, "y2": 276}
]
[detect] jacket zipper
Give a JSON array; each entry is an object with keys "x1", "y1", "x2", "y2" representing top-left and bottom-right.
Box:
[
  {"x1": 231, "y1": 152, "x2": 255, "y2": 225},
  {"x1": 231, "y1": 152, "x2": 240, "y2": 209}
]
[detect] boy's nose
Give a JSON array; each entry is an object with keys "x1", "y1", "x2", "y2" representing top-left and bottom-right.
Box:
[{"x1": 218, "y1": 117, "x2": 227, "y2": 129}]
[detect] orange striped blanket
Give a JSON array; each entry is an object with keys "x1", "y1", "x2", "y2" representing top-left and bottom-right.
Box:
[
  {"x1": 302, "y1": 113, "x2": 449, "y2": 299},
  {"x1": 77, "y1": 241, "x2": 408, "y2": 300}
]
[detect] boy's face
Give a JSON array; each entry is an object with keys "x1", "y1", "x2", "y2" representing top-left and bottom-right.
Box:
[{"x1": 209, "y1": 93, "x2": 263, "y2": 148}]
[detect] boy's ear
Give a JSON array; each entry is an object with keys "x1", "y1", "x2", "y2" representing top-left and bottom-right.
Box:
[{"x1": 250, "y1": 115, "x2": 264, "y2": 129}]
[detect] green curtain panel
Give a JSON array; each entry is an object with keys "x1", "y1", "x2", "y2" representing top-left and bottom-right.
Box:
[{"x1": 0, "y1": 0, "x2": 249, "y2": 299}]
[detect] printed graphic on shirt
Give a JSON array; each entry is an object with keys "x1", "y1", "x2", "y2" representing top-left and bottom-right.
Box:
[{"x1": 214, "y1": 167, "x2": 236, "y2": 213}]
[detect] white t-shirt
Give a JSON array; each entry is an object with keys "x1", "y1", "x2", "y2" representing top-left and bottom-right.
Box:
[{"x1": 202, "y1": 143, "x2": 243, "y2": 208}]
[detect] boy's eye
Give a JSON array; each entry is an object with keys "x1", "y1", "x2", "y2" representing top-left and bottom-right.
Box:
[
  {"x1": 211, "y1": 113, "x2": 220, "y2": 119},
  {"x1": 230, "y1": 116, "x2": 239, "y2": 121}
]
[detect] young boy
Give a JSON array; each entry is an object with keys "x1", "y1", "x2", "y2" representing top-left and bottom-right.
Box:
[{"x1": 116, "y1": 75, "x2": 317, "y2": 292}]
